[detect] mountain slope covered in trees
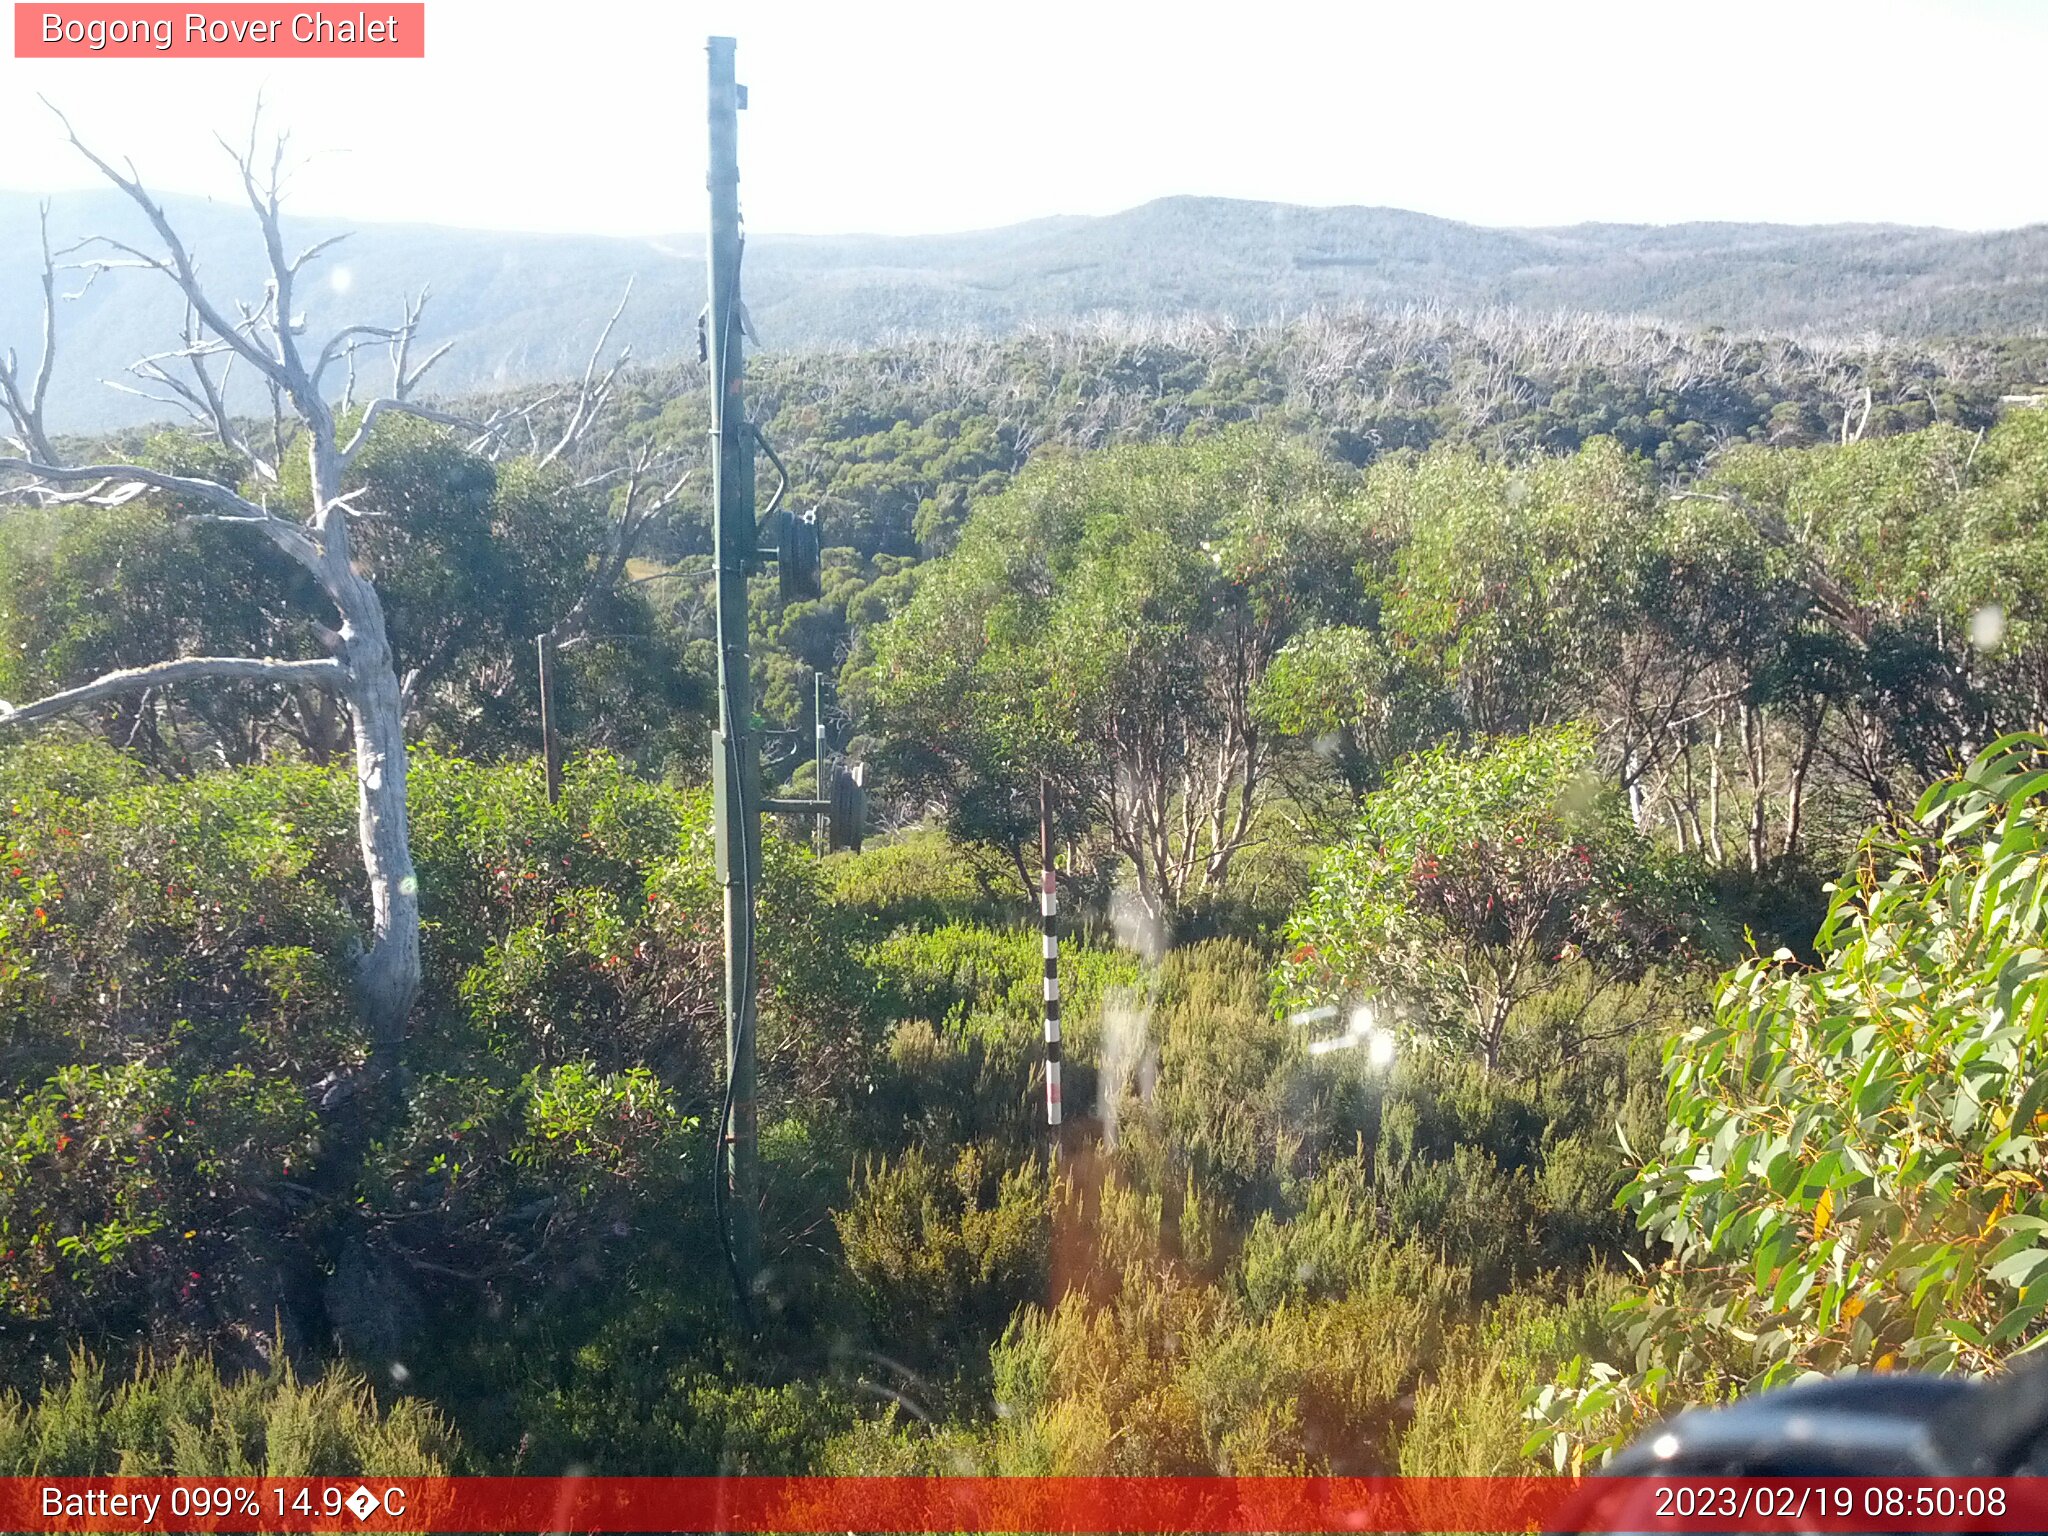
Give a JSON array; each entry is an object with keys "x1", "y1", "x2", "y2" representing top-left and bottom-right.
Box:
[{"x1": 5, "y1": 188, "x2": 2046, "y2": 431}]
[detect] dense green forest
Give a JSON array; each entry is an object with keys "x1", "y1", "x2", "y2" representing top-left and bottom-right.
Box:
[{"x1": 5, "y1": 208, "x2": 2048, "y2": 1480}]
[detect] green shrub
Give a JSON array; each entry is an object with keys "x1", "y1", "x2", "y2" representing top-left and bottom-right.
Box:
[
  {"x1": 988, "y1": 1230, "x2": 1442, "y2": 1475},
  {"x1": 824, "y1": 830, "x2": 1019, "y2": 930},
  {"x1": 0, "y1": 1352, "x2": 454, "y2": 1476},
  {"x1": 1379, "y1": 1145, "x2": 1539, "y2": 1300},
  {"x1": 0, "y1": 1065, "x2": 316, "y2": 1352},
  {"x1": 1401, "y1": 1277, "x2": 1631, "y2": 1475},
  {"x1": 818, "y1": 1407, "x2": 989, "y2": 1475},
  {"x1": 1147, "y1": 940, "x2": 1298, "y2": 1211},
  {"x1": 1239, "y1": 1162, "x2": 1470, "y2": 1316},
  {"x1": 834, "y1": 1144, "x2": 1052, "y2": 1383},
  {"x1": 0, "y1": 745, "x2": 838, "y2": 1388},
  {"x1": 863, "y1": 922, "x2": 1140, "y2": 1046},
  {"x1": 1282, "y1": 726, "x2": 1699, "y2": 1073}
]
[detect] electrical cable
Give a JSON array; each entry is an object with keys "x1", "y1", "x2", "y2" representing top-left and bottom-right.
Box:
[
  {"x1": 751, "y1": 423, "x2": 790, "y2": 522},
  {"x1": 712, "y1": 662, "x2": 757, "y2": 1333},
  {"x1": 708, "y1": 231, "x2": 757, "y2": 1332}
]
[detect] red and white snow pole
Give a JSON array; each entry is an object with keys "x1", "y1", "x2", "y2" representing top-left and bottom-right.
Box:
[{"x1": 1039, "y1": 776, "x2": 1062, "y2": 1162}]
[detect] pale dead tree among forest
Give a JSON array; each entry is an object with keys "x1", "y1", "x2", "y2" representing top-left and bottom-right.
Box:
[
  {"x1": 494, "y1": 282, "x2": 700, "y2": 798},
  {"x1": 534, "y1": 441, "x2": 697, "y2": 796},
  {"x1": 0, "y1": 109, "x2": 492, "y2": 1081},
  {"x1": 537, "y1": 280, "x2": 698, "y2": 652}
]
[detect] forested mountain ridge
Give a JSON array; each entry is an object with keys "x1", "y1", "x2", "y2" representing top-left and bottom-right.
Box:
[{"x1": 6, "y1": 186, "x2": 2046, "y2": 431}]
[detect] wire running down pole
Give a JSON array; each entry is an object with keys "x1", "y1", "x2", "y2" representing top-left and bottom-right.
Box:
[
  {"x1": 706, "y1": 33, "x2": 759, "y2": 1313},
  {"x1": 1040, "y1": 776, "x2": 1062, "y2": 1164}
]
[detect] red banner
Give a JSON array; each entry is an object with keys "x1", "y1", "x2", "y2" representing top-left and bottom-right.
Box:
[
  {"x1": 14, "y1": 4, "x2": 424, "y2": 57},
  {"x1": 7, "y1": 1476, "x2": 2048, "y2": 1533}
]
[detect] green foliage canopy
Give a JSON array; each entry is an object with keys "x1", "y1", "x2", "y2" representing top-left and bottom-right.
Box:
[
  {"x1": 1284, "y1": 727, "x2": 1694, "y2": 1072},
  {"x1": 1537, "y1": 734, "x2": 2048, "y2": 1463},
  {"x1": 856, "y1": 427, "x2": 1367, "y2": 918}
]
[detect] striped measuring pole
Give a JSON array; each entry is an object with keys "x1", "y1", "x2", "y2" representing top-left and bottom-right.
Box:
[{"x1": 1039, "y1": 778, "x2": 1062, "y2": 1161}]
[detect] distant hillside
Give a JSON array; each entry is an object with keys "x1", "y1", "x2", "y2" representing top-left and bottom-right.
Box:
[{"x1": 3, "y1": 189, "x2": 2045, "y2": 431}]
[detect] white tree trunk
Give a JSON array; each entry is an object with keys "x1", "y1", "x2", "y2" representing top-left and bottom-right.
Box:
[
  {"x1": 333, "y1": 569, "x2": 420, "y2": 1065},
  {"x1": 0, "y1": 112, "x2": 464, "y2": 1083}
]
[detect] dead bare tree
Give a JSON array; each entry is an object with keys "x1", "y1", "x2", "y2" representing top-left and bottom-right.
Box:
[
  {"x1": 0, "y1": 108, "x2": 485, "y2": 1079},
  {"x1": 553, "y1": 448, "x2": 697, "y2": 650},
  {"x1": 505, "y1": 286, "x2": 699, "y2": 799},
  {"x1": 534, "y1": 285, "x2": 696, "y2": 652},
  {"x1": 0, "y1": 204, "x2": 60, "y2": 467},
  {"x1": 535, "y1": 448, "x2": 695, "y2": 799}
]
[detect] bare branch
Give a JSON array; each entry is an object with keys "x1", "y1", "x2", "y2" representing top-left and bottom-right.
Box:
[
  {"x1": 0, "y1": 202, "x2": 60, "y2": 463},
  {"x1": 340, "y1": 339, "x2": 359, "y2": 415},
  {"x1": 54, "y1": 235, "x2": 171, "y2": 278},
  {"x1": 102, "y1": 379, "x2": 206, "y2": 422},
  {"x1": 315, "y1": 323, "x2": 406, "y2": 388},
  {"x1": 573, "y1": 463, "x2": 630, "y2": 492},
  {"x1": 540, "y1": 280, "x2": 634, "y2": 466},
  {"x1": 181, "y1": 307, "x2": 278, "y2": 481},
  {"x1": 336, "y1": 397, "x2": 496, "y2": 470},
  {"x1": 51, "y1": 260, "x2": 110, "y2": 306},
  {"x1": 545, "y1": 453, "x2": 696, "y2": 649},
  {"x1": 42, "y1": 99, "x2": 305, "y2": 406},
  {"x1": 387, "y1": 289, "x2": 424, "y2": 396},
  {"x1": 401, "y1": 339, "x2": 454, "y2": 398},
  {"x1": 218, "y1": 109, "x2": 315, "y2": 392},
  {"x1": 110, "y1": 309, "x2": 281, "y2": 484},
  {"x1": 289, "y1": 231, "x2": 350, "y2": 275},
  {"x1": 313, "y1": 290, "x2": 448, "y2": 405},
  {"x1": 1, "y1": 455, "x2": 258, "y2": 512},
  {"x1": 0, "y1": 654, "x2": 345, "y2": 729},
  {"x1": 0, "y1": 456, "x2": 318, "y2": 564}
]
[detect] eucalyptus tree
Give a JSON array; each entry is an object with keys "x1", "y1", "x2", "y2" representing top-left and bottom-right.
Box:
[
  {"x1": 1281, "y1": 726, "x2": 1692, "y2": 1075},
  {"x1": 1534, "y1": 734, "x2": 2048, "y2": 1465},
  {"x1": 1687, "y1": 418, "x2": 2048, "y2": 839},
  {"x1": 856, "y1": 428, "x2": 1365, "y2": 922},
  {"x1": 1368, "y1": 439, "x2": 1660, "y2": 746},
  {"x1": 0, "y1": 117, "x2": 495, "y2": 1077}
]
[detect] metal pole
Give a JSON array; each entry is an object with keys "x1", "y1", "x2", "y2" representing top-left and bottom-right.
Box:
[
  {"x1": 707, "y1": 33, "x2": 759, "y2": 1300},
  {"x1": 1040, "y1": 776, "x2": 1062, "y2": 1164},
  {"x1": 536, "y1": 634, "x2": 562, "y2": 806}
]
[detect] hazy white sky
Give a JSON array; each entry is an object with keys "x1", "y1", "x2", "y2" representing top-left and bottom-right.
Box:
[{"x1": 4, "y1": 0, "x2": 2044, "y2": 236}]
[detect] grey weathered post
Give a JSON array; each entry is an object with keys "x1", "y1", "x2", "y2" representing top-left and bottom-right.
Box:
[
  {"x1": 813, "y1": 670, "x2": 827, "y2": 854},
  {"x1": 536, "y1": 634, "x2": 562, "y2": 806}
]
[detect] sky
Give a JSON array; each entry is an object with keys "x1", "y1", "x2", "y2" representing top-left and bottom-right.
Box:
[{"x1": 3, "y1": 0, "x2": 2045, "y2": 238}]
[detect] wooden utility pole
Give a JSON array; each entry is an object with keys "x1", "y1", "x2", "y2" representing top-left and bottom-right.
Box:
[
  {"x1": 701, "y1": 37, "x2": 863, "y2": 1316},
  {"x1": 536, "y1": 635, "x2": 562, "y2": 805},
  {"x1": 706, "y1": 33, "x2": 760, "y2": 1302}
]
